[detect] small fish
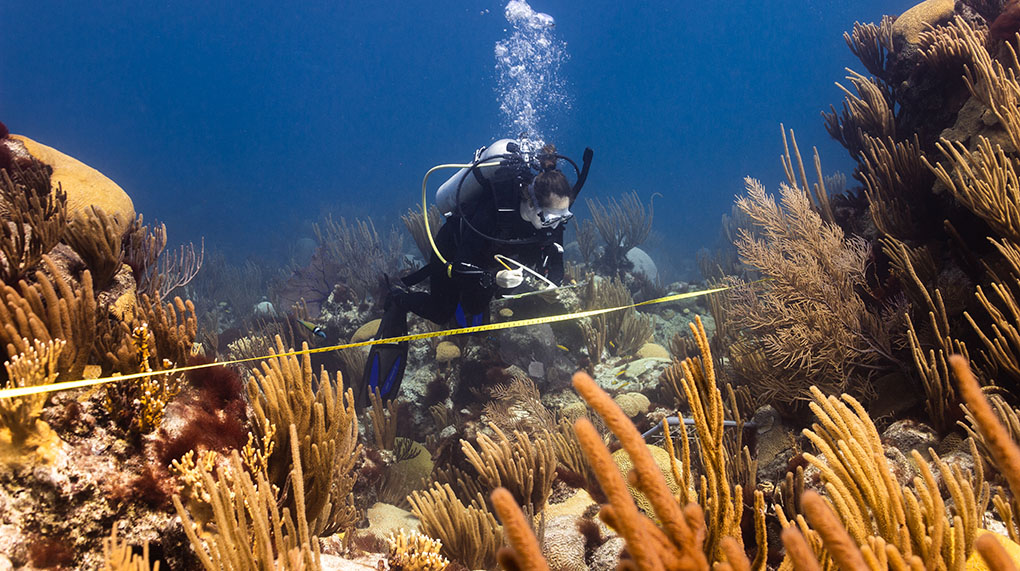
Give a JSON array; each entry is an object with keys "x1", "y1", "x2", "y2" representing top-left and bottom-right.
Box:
[
  {"x1": 608, "y1": 341, "x2": 616, "y2": 348},
  {"x1": 556, "y1": 344, "x2": 569, "y2": 352},
  {"x1": 298, "y1": 319, "x2": 327, "y2": 339},
  {"x1": 614, "y1": 369, "x2": 626, "y2": 377}
]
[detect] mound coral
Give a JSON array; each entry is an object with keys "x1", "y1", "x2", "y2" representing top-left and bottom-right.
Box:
[
  {"x1": 6, "y1": 135, "x2": 134, "y2": 234},
  {"x1": 892, "y1": 0, "x2": 955, "y2": 43}
]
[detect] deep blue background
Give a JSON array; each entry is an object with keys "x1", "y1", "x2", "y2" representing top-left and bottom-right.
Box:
[{"x1": 1, "y1": 1, "x2": 913, "y2": 276}]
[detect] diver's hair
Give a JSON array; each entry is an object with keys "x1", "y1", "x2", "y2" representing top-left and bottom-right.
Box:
[
  {"x1": 538, "y1": 143, "x2": 558, "y2": 172},
  {"x1": 528, "y1": 144, "x2": 572, "y2": 206}
]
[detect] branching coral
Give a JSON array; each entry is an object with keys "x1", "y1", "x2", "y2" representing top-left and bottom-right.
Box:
[
  {"x1": 549, "y1": 416, "x2": 601, "y2": 496},
  {"x1": 575, "y1": 218, "x2": 599, "y2": 267},
  {"x1": 668, "y1": 317, "x2": 753, "y2": 565},
  {"x1": 962, "y1": 390, "x2": 1020, "y2": 488},
  {"x1": 386, "y1": 528, "x2": 449, "y2": 571},
  {"x1": 490, "y1": 486, "x2": 550, "y2": 571},
  {"x1": 312, "y1": 214, "x2": 405, "y2": 301},
  {"x1": 101, "y1": 296, "x2": 197, "y2": 433},
  {"x1": 578, "y1": 319, "x2": 607, "y2": 367},
  {"x1": 482, "y1": 374, "x2": 556, "y2": 435},
  {"x1": 460, "y1": 423, "x2": 557, "y2": 519},
  {"x1": 821, "y1": 65, "x2": 895, "y2": 163},
  {"x1": 247, "y1": 336, "x2": 361, "y2": 536},
  {"x1": 892, "y1": 242, "x2": 973, "y2": 434},
  {"x1": 102, "y1": 526, "x2": 156, "y2": 571},
  {"x1": 961, "y1": 238, "x2": 1020, "y2": 383},
  {"x1": 402, "y1": 205, "x2": 443, "y2": 261},
  {"x1": 173, "y1": 426, "x2": 321, "y2": 571},
  {"x1": 0, "y1": 164, "x2": 67, "y2": 285},
  {"x1": 63, "y1": 205, "x2": 125, "y2": 290},
  {"x1": 407, "y1": 482, "x2": 503, "y2": 569},
  {"x1": 130, "y1": 323, "x2": 183, "y2": 433},
  {"x1": 859, "y1": 134, "x2": 931, "y2": 239},
  {"x1": 122, "y1": 215, "x2": 166, "y2": 296},
  {"x1": 369, "y1": 387, "x2": 398, "y2": 451},
  {"x1": 728, "y1": 177, "x2": 904, "y2": 403},
  {"x1": 585, "y1": 191, "x2": 656, "y2": 272},
  {"x1": 843, "y1": 16, "x2": 895, "y2": 79},
  {"x1": 153, "y1": 239, "x2": 204, "y2": 301},
  {"x1": 0, "y1": 338, "x2": 63, "y2": 460},
  {"x1": 617, "y1": 310, "x2": 655, "y2": 357},
  {"x1": 579, "y1": 274, "x2": 645, "y2": 363},
  {"x1": 0, "y1": 255, "x2": 95, "y2": 381},
  {"x1": 480, "y1": 317, "x2": 768, "y2": 570},
  {"x1": 572, "y1": 371, "x2": 713, "y2": 570},
  {"x1": 779, "y1": 384, "x2": 988, "y2": 569},
  {"x1": 99, "y1": 309, "x2": 193, "y2": 438},
  {"x1": 952, "y1": 355, "x2": 1020, "y2": 544},
  {"x1": 956, "y1": 16, "x2": 1020, "y2": 152},
  {"x1": 927, "y1": 137, "x2": 1020, "y2": 243}
]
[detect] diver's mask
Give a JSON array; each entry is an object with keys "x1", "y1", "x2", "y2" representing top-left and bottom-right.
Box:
[
  {"x1": 522, "y1": 180, "x2": 573, "y2": 229},
  {"x1": 536, "y1": 207, "x2": 573, "y2": 228},
  {"x1": 521, "y1": 198, "x2": 572, "y2": 229}
]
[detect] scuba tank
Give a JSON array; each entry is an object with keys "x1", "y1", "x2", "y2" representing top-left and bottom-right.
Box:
[{"x1": 435, "y1": 138, "x2": 524, "y2": 216}]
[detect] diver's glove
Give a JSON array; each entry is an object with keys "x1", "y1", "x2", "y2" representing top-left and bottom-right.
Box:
[{"x1": 495, "y1": 268, "x2": 524, "y2": 289}]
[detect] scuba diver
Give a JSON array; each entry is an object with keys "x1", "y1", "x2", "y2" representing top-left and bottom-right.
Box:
[{"x1": 361, "y1": 139, "x2": 593, "y2": 405}]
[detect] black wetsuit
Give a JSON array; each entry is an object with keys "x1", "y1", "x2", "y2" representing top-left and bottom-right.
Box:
[
  {"x1": 361, "y1": 182, "x2": 566, "y2": 407},
  {"x1": 396, "y1": 192, "x2": 565, "y2": 325}
]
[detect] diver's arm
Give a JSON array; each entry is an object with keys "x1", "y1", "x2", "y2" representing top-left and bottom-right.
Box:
[
  {"x1": 541, "y1": 226, "x2": 565, "y2": 286},
  {"x1": 444, "y1": 212, "x2": 496, "y2": 288}
]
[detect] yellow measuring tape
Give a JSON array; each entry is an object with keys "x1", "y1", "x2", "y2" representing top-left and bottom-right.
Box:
[{"x1": 0, "y1": 283, "x2": 734, "y2": 400}]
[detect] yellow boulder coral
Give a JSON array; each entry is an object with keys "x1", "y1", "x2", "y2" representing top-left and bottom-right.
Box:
[
  {"x1": 435, "y1": 341, "x2": 460, "y2": 363},
  {"x1": 892, "y1": 0, "x2": 954, "y2": 43},
  {"x1": 636, "y1": 342, "x2": 669, "y2": 359},
  {"x1": 10, "y1": 135, "x2": 135, "y2": 234},
  {"x1": 967, "y1": 529, "x2": 1020, "y2": 570}
]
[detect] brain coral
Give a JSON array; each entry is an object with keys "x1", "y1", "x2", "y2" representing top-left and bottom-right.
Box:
[
  {"x1": 892, "y1": 0, "x2": 954, "y2": 43},
  {"x1": 612, "y1": 444, "x2": 694, "y2": 519},
  {"x1": 541, "y1": 514, "x2": 588, "y2": 571},
  {"x1": 613, "y1": 392, "x2": 651, "y2": 417},
  {"x1": 9, "y1": 135, "x2": 135, "y2": 234},
  {"x1": 559, "y1": 401, "x2": 588, "y2": 422}
]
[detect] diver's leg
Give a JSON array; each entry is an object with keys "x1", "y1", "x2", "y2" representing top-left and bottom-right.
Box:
[
  {"x1": 457, "y1": 285, "x2": 494, "y2": 327},
  {"x1": 361, "y1": 296, "x2": 409, "y2": 408},
  {"x1": 398, "y1": 273, "x2": 461, "y2": 326}
]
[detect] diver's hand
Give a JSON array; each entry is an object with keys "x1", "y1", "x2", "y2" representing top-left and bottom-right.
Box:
[{"x1": 495, "y1": 268, "x2": 524, "y2": 289}]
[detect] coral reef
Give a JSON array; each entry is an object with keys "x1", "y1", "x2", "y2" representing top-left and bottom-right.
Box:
[{"x1": 19, "y1": 1, "x2": 1020, "y2": 568}]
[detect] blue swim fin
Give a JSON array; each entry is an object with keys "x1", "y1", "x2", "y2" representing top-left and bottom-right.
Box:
[
  {"x1": 364, "y1": 342, "x2": 408, "y2": 402},
  {"x1": 454, "y1": 302, "x2": 486, "y2": 328},
  {"x1": 360, "y1": 303, "x2": 408, "y2": 406}
]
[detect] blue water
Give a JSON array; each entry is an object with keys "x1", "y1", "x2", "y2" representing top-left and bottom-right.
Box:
[{"x1": 1, "y1": 1, "x2": 912, "y2": 275}]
